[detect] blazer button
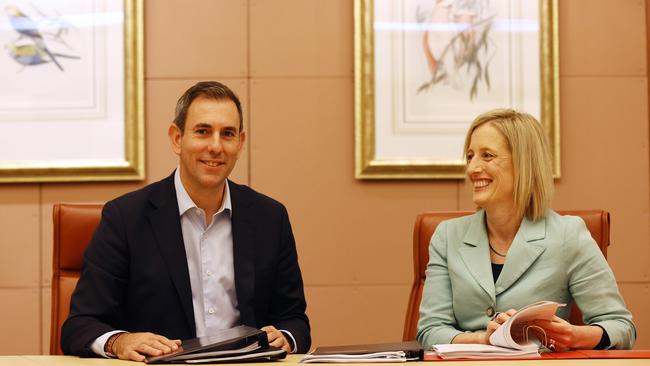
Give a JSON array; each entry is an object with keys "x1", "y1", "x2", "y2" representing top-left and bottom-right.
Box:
[{"x1": 486, "y1": 307, "x2": 495, "y2": 318}]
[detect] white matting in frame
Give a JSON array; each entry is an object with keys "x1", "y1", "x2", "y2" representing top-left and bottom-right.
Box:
[
  {"x1": 356, "y1": 0, "x2": 559, "y2": 179},
  {"x1": 0, "y1": 0, "x2": 144, "y2": 182}
]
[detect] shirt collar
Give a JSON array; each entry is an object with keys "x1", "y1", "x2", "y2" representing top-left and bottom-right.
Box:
[{"x1": 174, "y1": 167, "x2": 232, "y2": 218}]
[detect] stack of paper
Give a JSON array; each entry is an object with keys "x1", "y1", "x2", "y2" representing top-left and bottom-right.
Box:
[
  {"x1": 301, "y1": 351, "x2": 410, "y2": 363},
  {"x1": 489, "y1": 301, "x2": 565, "y2": 349},
  {"x1": 300, "y1": 341, "x2": 422, "y2": 363},
  {"x1": 429, "y1": 301, "x2": 567, "y2": 360},
  {"x1": 431, "y1": 344, "x2": 540, "y2": 360}
]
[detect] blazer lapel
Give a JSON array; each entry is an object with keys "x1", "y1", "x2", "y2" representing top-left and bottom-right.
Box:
[
  {"x1": 495, "y1": 216, "x2": 546, "y2": 295},
  {"x1": 229, "y1": 181, "x2": 257, "y2": 326},
  {"x1": 147, "y1": 174, "x2": 196, "y2": 335},
  {"x1": 460, "y1": 210, "x2": 496, "y2": 302}
]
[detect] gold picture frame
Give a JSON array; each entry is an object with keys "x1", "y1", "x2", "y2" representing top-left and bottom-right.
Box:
[
  {"x1": 0, "y1": 0, "x2": 144, "y2": 183},
  {"x1": 355, "y1": 0, "x2": 560, "y2": 179}
]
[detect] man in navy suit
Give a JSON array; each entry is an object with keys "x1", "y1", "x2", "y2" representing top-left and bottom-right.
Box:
[{"x1": 61, "y1": 81, "x2": 310, "y2": 361}]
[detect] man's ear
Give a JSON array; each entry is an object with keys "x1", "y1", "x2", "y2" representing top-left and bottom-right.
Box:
[
  {"x1": 236, "y1": 131, "x2": 247, "y2": 156},
  {"x1": 239, "y1": 130, "x2": 247, "y2": 147},
  {"x1": 168, "y1": 123, "x2": 182, "y2": 155}
]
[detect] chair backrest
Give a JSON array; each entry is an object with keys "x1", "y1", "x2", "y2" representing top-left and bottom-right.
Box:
[
  {"x1": 51, "y1": 203, "x2": 103, "y2": 355},
  {"x1": 402, "y1": 209, "x2": 610, "y2": 341}
]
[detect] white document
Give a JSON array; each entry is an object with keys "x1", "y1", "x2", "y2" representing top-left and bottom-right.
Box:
[
  {"x1": 301, "y1": 351, "x2": 408, "y2": 363},
  {"x1": 489, "y1": 300, "x2": 566, "y2": 349},
  {"x1": 431, "y1": 300, "x2": 565, "y2": 359},
  {"x1": 299, "y1": 341, "x2": 421, "y2": 363},
  {"x1": 431, "y1": 344, "x2": 540, "y2": 359}
]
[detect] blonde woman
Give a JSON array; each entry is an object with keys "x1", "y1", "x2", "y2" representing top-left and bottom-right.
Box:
[{"x1": 416, "y1": 109, "x2": 635, "y2": 350}]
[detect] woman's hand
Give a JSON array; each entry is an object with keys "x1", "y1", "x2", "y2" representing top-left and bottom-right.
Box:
[
  {"x1": 484, "y1": 309, "x2": 517, "y2": 344},
  {"x1": 451, "y1": 308, "x2": 517, "y2": 345},
  {"x1": 533, "y1": 316, "x2": 603, "y2": 350},
  {"x1": 533, "y1": 316, "x2": 574, "y2": 350}
]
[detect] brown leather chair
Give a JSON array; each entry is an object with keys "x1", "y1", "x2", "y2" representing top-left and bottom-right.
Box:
[
  {"x1": 51, "y1": 203, "x2": 104, "y2": 355},
  {"x1": 402, "y1": 210, "x2": 610, "y2": 341}
]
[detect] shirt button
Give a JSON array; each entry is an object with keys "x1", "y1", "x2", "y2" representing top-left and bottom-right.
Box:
[
  {"x1": 206, "y1": 270, "x2": 212, "y2": 276},
  {"x1": 208, "y1": 308, "x2": 215, "y2": 314},
  {"x1": 486, "y1": 307, "x2": 495, "y2": 317}
]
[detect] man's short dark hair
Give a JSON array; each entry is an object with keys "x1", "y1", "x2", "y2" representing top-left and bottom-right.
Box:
[{"x1": 173, "y1": 81, "x2": 243, "y2": 133}]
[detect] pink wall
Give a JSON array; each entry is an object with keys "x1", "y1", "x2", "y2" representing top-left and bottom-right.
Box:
[{"x1": 0, "y1": 0, "x2": 647, "y2": 354}]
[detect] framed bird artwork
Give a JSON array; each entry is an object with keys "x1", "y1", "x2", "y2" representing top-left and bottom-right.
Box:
[
  {"x1": 0, "y1": 0, "x2": 144, "y2": 182},
  {"x1": 354, "y1": 0, "x2": 560, "y2": 179}
]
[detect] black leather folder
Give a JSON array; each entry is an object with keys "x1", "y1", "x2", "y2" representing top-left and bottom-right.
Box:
[{"x1": 145, "y1": 325, "x2": 285, "y2": 363}]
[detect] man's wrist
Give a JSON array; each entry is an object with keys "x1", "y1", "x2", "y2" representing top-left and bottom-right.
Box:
[
  {"x1": 279, "y1": 330, "x2": 297, "y2": 353},
  {"x1": 105, "y1": 332, "x2": 127, "y2": 356}
]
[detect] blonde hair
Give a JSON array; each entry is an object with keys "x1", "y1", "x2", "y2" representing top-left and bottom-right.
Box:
[{"x1": 463, "y1": 109, "x2": 554, "y2": 221}]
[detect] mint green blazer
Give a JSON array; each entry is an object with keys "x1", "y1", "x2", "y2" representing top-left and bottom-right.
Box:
[{"x1": 416, "y1": 209, "x2": 636, "y2": 349}]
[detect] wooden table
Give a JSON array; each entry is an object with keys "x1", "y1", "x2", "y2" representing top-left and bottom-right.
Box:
[{"x1": 2, "y1": 354, "x2": 650, "y2": 365}]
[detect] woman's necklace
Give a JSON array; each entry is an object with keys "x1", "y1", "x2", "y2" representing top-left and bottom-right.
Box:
[{"x1": 489, "y1": 242, "x2": 507, "y2": 257}]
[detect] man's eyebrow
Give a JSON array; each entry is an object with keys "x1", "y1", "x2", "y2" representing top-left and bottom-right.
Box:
[{"x1": 192, "y1": 122, "x2": 212, "y2": 129}]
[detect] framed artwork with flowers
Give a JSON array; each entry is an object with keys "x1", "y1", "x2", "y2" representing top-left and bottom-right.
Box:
[{"x1": 355, "y1": 0, "x2": 559, "y2": 179}]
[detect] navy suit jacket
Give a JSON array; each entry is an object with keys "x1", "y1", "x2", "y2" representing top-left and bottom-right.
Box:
[{"x1": 61, "y1": 173, "x2": 310, "y2": 355}]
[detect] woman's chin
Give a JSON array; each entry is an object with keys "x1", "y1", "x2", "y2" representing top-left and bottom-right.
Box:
[{"x1": 471, "y1": 196, "x2": 487, "y2": 208}]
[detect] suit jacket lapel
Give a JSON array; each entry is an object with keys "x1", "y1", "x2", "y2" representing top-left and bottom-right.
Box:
[
  {"x1": 460, "y1": 210, "x2": 496, "y2": 302},
  {"x1": 229, "y1": 181, "x2": 257, "y2": 326},
  {"x1": 147, "y1": 173, "x2": 196, "y2": 335},
  {"x1": 495, "y1": 216, "x2": 547, "y2": 295}
]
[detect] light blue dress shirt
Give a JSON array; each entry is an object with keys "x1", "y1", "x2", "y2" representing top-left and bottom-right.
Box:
[{"x1": 174, "y1": 168, "x2": 241, "y2": 335}]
